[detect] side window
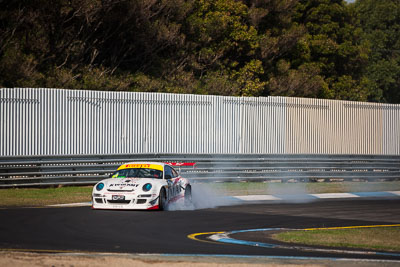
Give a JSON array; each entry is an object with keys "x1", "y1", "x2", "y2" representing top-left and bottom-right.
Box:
[
  {"x1": 171, "y1": 168, "x2": 178, "y2": 178},
  {"x1": 164, "y1": 165, "x2": 173, "y2": 179}
]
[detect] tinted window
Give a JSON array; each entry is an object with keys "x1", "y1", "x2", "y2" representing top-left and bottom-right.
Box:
[
  {"x1": 112, "y1": 168, "x2": 163, "y2": 179},
  {"x1": 171, "y1": 167, "x2": 179, "y2": 178},
  {"x1": 164, "y1": 165, "x2": 173, "y2": 179}
]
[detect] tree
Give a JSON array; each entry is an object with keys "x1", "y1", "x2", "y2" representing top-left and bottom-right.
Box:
[
  {"x1": 0, "y1": 0, "x2": 398, "y2": 103},
  {"x1": 246, "y1": 0, "x2": 313, "y2": 97},
  {"x1": 355, "y1": 0, "x2": 400, "y2": 103},
  {"x1": 285, "y1": 0, "x2": 371, "y2": 101},
  {"x1": 184, "y1": 0, "x2": 266, "y2": 95}
]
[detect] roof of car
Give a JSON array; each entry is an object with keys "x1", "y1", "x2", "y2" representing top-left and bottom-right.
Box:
[
  {"x1": 117, "y1": 162, "x2": 167, "y2": 171},
  {"x1": 123, "y1": 161, "x2": 166, "y2": 166}
]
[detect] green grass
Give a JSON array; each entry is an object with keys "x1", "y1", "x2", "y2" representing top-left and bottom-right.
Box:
[
  {"x1": 272, "y1": 226, "x2": 400, "y2": 252},
  {"x1": 0, "y1": 186, "x2": 92, "y2": 207}
]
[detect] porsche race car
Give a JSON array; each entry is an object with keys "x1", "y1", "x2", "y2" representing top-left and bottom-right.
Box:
[{"x1": 92, "y1": 162, "x2": 193, "y2": 210}]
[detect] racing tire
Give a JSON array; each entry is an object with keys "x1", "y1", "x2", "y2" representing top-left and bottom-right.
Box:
[
  {"x1": 159, "y1": 188, "x2": 167, "y2": 211},
  {"x1": 184, "y1": 185, "x2": 192, "y2": 206}
]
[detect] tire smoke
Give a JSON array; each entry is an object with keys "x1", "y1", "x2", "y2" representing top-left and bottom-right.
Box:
[{"x1": 166, "y1": 182, "x2": 240, "y2": 211}]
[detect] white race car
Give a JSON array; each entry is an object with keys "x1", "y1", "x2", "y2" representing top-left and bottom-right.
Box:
[{"x1": 92, "y1": 161, "x2": 193, "y2": 210}]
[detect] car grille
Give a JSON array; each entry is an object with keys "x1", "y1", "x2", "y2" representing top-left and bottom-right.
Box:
[
  {"x1": 95, "y1": 198, "x2": 104, "y2": 204},
  {"x1": 136, "y1": 199, "x2": 146, "y2": 204}
]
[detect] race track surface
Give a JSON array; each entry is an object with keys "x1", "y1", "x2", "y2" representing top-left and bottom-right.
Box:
[{"x1": 1, "y1": 198, "x2": 400, "y2": 261}]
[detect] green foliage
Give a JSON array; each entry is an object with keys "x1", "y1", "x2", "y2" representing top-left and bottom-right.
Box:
[
  {"x1": 289, "y1": 0, "x2": 370, "y2": 101},
  {"x1": 355, "y1": 0, "x2": 400, "y2": 103},
  {"x1": 200, "y1": 70, "x2": 240, "y2": 95},
  {"x1": 186, "y1": 0, "x2": 261, "y2": 95},
  {"x1": 268, "y1": 61, "x2": 328, "y2": 97},
  {"x1": 0, "y1": 0, "x2": 399, "y2": 103},
  {"x1": 231, "y1": 60, "x2": 266, "y2": 96}
]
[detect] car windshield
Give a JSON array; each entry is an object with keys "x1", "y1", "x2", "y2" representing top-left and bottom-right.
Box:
[{"x1": 112, "y1": 168, "x2": 163, "y2": 179}]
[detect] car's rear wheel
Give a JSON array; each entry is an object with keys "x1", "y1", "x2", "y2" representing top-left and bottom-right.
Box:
[
  {"x1": 159, "y1": 188, "x2": 167, "y2": 211},
  {"x1": 184, "y1": 185, "x2": 192, "y2": 205}
]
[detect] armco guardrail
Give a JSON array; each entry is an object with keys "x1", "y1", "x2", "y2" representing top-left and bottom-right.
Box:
[{"x1": 0, "y1": 154, "x2": 400, "y2": 188}]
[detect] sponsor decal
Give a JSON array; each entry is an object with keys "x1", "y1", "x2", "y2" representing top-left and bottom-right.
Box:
[
  {"x1": 117, "y1": 163, "x2": 163, "y2": 171},
  {"x1": 109, "y1": 183, "x2": 139, "y2": 187}
]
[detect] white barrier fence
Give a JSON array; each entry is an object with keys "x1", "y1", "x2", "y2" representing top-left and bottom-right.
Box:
[{"x1": 1, "y1": 88, "x2": 400, "y2": 156}]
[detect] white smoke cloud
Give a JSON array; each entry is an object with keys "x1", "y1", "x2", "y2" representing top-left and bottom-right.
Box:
[{"x1": 166, "y1": 181, "x2": 240, "y2": 211}]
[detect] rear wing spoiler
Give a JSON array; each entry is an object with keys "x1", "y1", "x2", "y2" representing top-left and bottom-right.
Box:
[{"x1": 164, "y1": 162, "x2": 196, "y2": 167}]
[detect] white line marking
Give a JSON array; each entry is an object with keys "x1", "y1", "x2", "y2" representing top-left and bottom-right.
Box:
[
  {"x1": 310, "y1": 193, "x2": 359, "y2": 199},
  {"x1": 234, "y1": 195, "x2": 282, "y2": 201},
  {"x1": 388, "y1": 191, "x2": 400, "y2": 196}
]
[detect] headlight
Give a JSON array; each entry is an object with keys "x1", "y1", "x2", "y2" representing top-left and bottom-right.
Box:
[
  {"x1": 96, "y1": 183, "x2": 105, "y2": 191},
  {"x1": 142, "y1": 183, "x2": 152, "y2": 192}
]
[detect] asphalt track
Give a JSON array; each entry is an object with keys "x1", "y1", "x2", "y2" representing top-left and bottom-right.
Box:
[{"x1": 1, "y1": 198, "x2": 400, "y2": 262}]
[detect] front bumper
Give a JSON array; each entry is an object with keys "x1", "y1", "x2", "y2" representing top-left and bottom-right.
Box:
[{"x1": 92, "y1": 193, "x2": 159, "y2": 210}]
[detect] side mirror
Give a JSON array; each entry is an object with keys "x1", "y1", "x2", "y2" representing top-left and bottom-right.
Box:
[{"x1": 165, "y1": 174, "x2": 172, "y2": 179}]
